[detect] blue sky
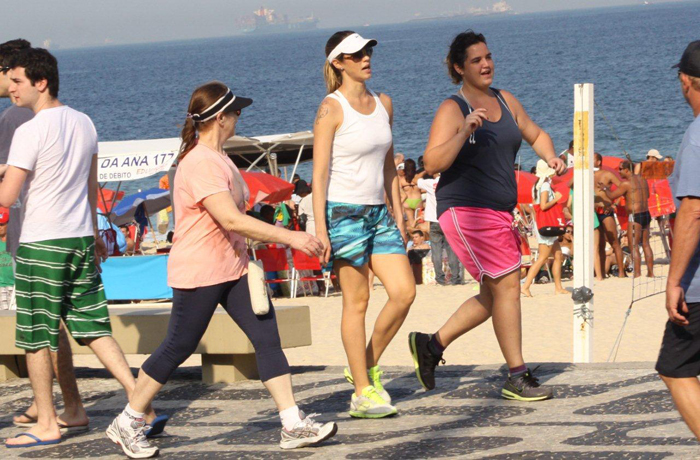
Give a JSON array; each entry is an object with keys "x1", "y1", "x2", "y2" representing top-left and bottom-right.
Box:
[{"x1": 1, "y1": 0, "x2": 688, "y2": 49}]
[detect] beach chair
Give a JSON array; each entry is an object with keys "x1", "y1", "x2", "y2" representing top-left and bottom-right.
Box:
[
  {"x1": 290, "y1": 249, "x2": 335, "y2": 298},
  {"x1": 124, "y1": 223, "x2": 145, "y2": 255},
  {"x1": 253, "y1": 247, "x2": 293, "y2": 296}
]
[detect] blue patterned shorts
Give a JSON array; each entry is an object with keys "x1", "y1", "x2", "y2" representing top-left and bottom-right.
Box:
[{"x1": 326, "y1": 201, "x2": 406, "y2": 268}]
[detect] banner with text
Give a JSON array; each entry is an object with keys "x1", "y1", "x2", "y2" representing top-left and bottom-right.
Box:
[{"x1": 97, "y1": 139, "x2": 180, "y2": 182}]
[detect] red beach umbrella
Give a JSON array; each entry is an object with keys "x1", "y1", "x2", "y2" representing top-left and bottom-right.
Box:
[
  {"x1": 602, "y1": 155, "x2": 625, "y2": 170},
  {"x1": 239, "y1": 171, "x2": 294, "y2": 208},
  {"x1": 515, "y1": 171, "x2": 537, "y2": 204},
  {"x1": 552, "y1": 169, "x2": 573, "y2": 188},
  {"x1": 97, "y1": 188, "x2": 125, "y2": 214}
]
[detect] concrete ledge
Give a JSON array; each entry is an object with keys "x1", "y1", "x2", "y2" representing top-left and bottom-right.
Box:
[{"x1": 0, "y1": 304, "x2": 311, "y2": 383}]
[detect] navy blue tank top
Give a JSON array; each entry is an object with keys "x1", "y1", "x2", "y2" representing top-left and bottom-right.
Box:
[{"x1": 436, "y1": 89, "x2": 523, "y2": 218}]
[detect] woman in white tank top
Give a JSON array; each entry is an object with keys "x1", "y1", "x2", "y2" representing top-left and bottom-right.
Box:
[{"x1": 312, "y1": 31, "x2": 415, "y2": 419}]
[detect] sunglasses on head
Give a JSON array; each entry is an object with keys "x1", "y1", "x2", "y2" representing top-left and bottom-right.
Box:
[
  {"x1": 343, "y1": 46, "x2": 373, "y2": 61},
  {"x1": 0, "y1": 65, "x2": 10, "y2": 74}
]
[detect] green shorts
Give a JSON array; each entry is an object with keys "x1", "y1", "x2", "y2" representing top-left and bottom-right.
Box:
[{"x1": 15, "y1": 236, "x2": 112, "y2": 352}]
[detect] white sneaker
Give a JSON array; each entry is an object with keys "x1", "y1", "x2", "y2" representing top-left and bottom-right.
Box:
[
  {"x1": 280, "y1": 410, "x2": 338, "y2": 449},
  {"x1": 344, "y1": 367, "x2": 392, "y2": 403},
  {"x1": 106, "y1": 413, "x2": 159, "y2": 459},
  {"x1": 349, "y1": 386, "x2": 397, "y2": 419}
]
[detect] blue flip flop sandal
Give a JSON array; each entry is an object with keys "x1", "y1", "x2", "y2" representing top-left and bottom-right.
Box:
[
  {"x1": 145, "y1": 414, "x2": 169, "y2": 438},
  {"x1": 6, "y1": 432, "x2": 61, "y2": 448}
]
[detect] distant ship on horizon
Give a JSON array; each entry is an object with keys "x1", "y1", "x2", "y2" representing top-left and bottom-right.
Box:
[
  {"x1": 239, "y1": 7, "x2": 319, "y2": 35},
  {"x1": 409, "y1": 1, "x2": 515, "y2": 23}
]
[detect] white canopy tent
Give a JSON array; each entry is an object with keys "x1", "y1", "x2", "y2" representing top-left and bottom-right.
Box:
[
  {"x1": 96, "y1": 132, "x2": 314, "y2": 231},
  {"x1": 98, "y1": 131, "x2": 314, "y2": 183},
  {"x1": 224, "y1": 131, "x2": 314, "y2": 180}
]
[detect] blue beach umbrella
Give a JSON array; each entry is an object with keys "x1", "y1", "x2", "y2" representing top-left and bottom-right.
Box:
[{"x1": 110, "y1": 188, "x2": 171, "y2": 227}]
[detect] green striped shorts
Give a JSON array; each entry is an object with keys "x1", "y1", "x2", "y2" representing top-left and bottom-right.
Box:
[{"x1": 15, "y1": 236, "x2": 112, "y2": 352}]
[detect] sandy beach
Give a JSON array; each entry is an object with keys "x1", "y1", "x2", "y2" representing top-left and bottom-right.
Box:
[
  {"x1": 283, "y1": 275, "x2": 668, "y2": 368},
  {"x1": 72, "y1": 274, "x2": 668, "y2": 372}
]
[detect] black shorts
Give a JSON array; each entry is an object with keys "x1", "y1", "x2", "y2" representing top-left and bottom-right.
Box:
[
  {"x1": 630, "y1": 210, "x2": 652, "y2": 229},
  {"x1": 596, "y1": 210, "x2": 615, "y2": 224},
  {"x1": 656, "y1": 302, "x2": 700, "y2": 378}
]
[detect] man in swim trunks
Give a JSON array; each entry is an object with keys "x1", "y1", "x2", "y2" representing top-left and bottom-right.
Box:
[
  {"x1": 594, "y1": 153, "x2": 626, "y2": 278},
  {"x1": 599, "y1": 159, "x2": 654, "y2": 277}
]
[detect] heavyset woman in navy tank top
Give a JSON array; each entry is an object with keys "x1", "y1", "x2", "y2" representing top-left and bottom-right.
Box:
[{"x1": 409, "y1": 31, "x2": 566, "y2": 401}]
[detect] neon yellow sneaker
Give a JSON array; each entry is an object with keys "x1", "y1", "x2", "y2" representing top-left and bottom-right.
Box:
[
  {"x1": 343, "y1": 367, "x2": 391, "y2": 403},
  {"x1": 349, "y1": 386, "x2": 397, "y2": 419}
]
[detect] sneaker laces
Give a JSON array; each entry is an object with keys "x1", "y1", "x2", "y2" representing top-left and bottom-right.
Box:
[
  {"x1": 369, "y1": 367, "x2": 385, "y2": 393},
  {"x1": 127, "y1": 418, "x2": 151, "y2": 448},
  {"x1": 363, "y1": 386, "x2": 388, "y2": 405},
  {"x1": 298, "y1": 412, "x2": 322, "y2": 430},
  {"x1": 428, "y1": 353, "x2": 446, "y2": 371},
  {"x1": 519, "y1": 367, "x2": 542, "y2": 389}
]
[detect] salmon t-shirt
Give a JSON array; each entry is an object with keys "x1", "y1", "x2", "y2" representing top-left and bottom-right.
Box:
[{"x1": 167, "y1": 144, "x2": 250, "y2": 289}]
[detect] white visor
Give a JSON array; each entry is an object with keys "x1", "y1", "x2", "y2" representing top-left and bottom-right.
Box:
[{"x1": 327, "y1": 33, "x2": 378, "y2": 63}]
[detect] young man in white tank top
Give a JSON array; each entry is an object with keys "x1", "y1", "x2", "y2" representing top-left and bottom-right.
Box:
[{"x1": 312, "y1": 31, "x2": 416, "y2": 419}]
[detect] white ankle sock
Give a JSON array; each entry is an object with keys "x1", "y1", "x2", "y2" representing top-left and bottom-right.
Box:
[
  {"x1": 122, "y1": 403, "x2": 145, "y2": 422},
  {"x1": 279, "y1": 405, "x2": 302, "y2": 430}
]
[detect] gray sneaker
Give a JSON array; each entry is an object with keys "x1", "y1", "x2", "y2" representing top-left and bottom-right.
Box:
[
  {"x1": 280, "y1": 411, "x2": 338, "y2": 449},
  {"x1": 106, "y1": 413, "x2": 159, "y2": 459},
  {"x1": 501, "y1": 368, "x2": 553, "y2": 402}
]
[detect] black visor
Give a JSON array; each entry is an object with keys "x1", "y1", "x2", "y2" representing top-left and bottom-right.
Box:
[{"x1": 191, "y1": 88, "x2": 253, "y2": 123}]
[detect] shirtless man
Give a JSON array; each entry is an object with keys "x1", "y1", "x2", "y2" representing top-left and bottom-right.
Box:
[
  {"x1": 600, "y1": 160, "x2": 654, "y2": 277},
  {"x1": 594, "y1": 153, "x2": 626, "y2": 278}
]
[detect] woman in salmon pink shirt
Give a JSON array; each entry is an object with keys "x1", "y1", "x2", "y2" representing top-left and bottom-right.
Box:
[{"x1": 105, "y1": 82, "x2": 337, "y2": 458}]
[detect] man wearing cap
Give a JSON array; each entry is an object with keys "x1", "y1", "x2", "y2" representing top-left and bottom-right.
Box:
[{"x1": 655, "y1": 40, "x2": 700, "y2": 441}]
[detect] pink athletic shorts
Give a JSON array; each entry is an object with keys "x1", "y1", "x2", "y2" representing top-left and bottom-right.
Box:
[{"x1": 438, "y1": 207, "x2": 522, "y2": 283}]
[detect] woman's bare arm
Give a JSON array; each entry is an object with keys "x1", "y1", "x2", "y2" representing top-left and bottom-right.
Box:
[
  {"x1": 312, "y1": 96, "x2": 343, "y2": 263},
  {"x1": 202, "y1": 192, "x2": 322, "y2": 256}
]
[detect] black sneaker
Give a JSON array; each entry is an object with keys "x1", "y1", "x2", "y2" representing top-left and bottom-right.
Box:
[
  {"x1": 408, "y1": 332, "x2": 445, "y2": 391},
  {"x1": 501, "y1": 368, "x2": 553, "y2": 402}
]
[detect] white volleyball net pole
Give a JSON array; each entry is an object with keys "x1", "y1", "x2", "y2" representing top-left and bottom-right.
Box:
[{"x1": 572, "y1": 83, "x2": 595, "y2": 363}]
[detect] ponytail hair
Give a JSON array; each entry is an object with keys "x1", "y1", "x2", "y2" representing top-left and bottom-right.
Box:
[
  {"x1": 178, "y1": 81, "x2": 229, "y2": 162},
  {"x1": 323, "y1": 30, "x2": 354, "y2": 94},
  {"x1": 404, "y1": 159, "x2": 417, "y2": 183},
  {"x1": 323, "y1": 61, "x2": 343, "y2": 94}
]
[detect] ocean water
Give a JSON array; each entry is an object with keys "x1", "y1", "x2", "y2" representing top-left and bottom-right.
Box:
[{"x1": 2, "y1": 1, "x2": 699, "y2": 195}]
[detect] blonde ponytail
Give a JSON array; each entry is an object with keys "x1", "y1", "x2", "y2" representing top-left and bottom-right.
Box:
[{"x1": 323, "y1": 60, "x2": 343, "y2": 94}]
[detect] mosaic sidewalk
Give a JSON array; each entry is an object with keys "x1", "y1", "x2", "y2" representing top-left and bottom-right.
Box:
[{"x1": 1, "y1": 363, "x2": 698, "y2": 459}]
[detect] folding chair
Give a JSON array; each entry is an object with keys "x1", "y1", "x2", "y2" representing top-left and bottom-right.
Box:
[
  {"x1": 290, "y1": 249, "x2": 335, "y2": 298},
  {"x1": 253, "y1": 247, "x2": 293, "y2": 296}
]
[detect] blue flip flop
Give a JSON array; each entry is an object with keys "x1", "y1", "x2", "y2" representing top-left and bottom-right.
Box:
[
  {"x1": 145, "y1": 414, "x2": 169, "y2": 438},
  {"x1": 6, "y1": 432, "x2": 61, "y2": 448}
]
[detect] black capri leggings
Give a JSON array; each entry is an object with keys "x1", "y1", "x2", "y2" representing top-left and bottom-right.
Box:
[{"x1": 142, "y1": 275, "x2": 290, "y2": 384}]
